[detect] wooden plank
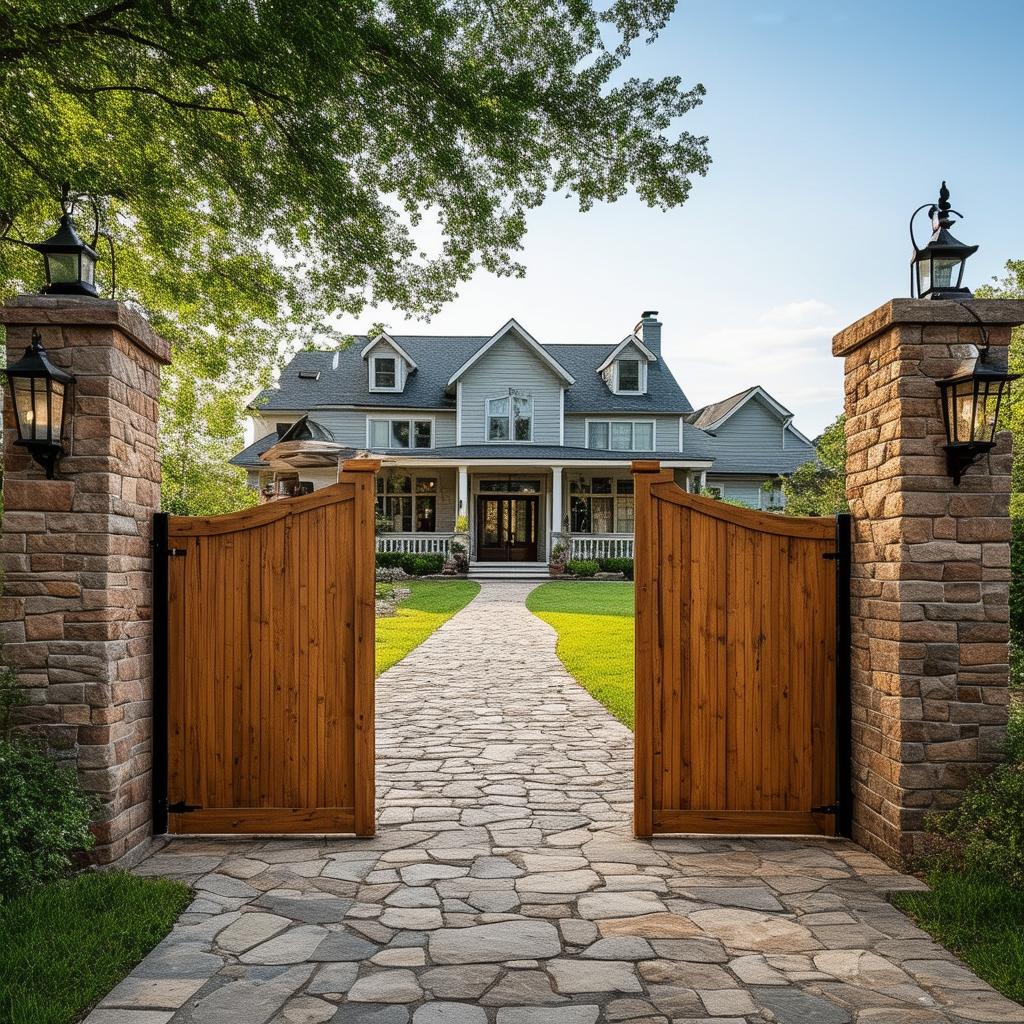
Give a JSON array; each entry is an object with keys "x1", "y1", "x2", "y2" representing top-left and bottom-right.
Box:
[
  {"x1": 653, "y1": 809, "x2": 831, "y2": 836},
  {"x1": 170, "y1": 807, "x2": 356, "y2": 834}
]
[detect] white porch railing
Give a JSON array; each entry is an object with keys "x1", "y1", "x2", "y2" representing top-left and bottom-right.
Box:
[
  {"x1": 570, "y1": 534, "x2": 634, "y2": 560},
  {"x1": 376, "y1": 533, "x2": 453, "y2": 556}
]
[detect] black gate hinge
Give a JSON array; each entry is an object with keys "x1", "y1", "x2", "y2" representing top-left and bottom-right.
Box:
[
  {"x1": 168, "y1": 548, "x2": 187, "y2": 557},
  {"x1": 811, "y1": 803, "x2": 840, "y2": 815},
  {"x1": 822, "y1": 552, "x2": 840, "y2": 561},
  {"x1": 167, "y1": 800, "x2": 203, "y2": 813}
]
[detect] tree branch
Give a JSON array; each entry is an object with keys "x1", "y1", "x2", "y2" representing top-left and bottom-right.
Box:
[
  {"x1": 66, "y1": 83, "x2": 246, "y2": 116},
  {"x1": 0, "y1": 0, "x2": 139, "y2": 62}
]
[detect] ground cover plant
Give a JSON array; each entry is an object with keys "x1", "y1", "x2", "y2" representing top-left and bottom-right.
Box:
[
  {"x1": 376, "y1": 580, "x2": 480, "y2": 675},
  {"x1": 891, "y1": 702, "x2": 1024, "y2": 1004},
  {"x1": 526, "y1": 581, "x2": 635, "y2": 727},
  {"x1": 0, "y1": 871, "x2": 192, "y2": 1024}
]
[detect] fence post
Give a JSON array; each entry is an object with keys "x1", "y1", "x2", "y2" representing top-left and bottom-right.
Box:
[{"x1": 340, "y1": 457, "x2": 380, "y2": 837}]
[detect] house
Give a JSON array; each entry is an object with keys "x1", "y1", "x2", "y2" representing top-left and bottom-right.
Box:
[{"x1": 230, "y1": 312, "x2": 816, "y2": 572}]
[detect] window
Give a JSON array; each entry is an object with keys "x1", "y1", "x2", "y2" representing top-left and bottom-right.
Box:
[
  {"x1": 376, "y1": 474, "x2": 412, "y2": 531},
  {"x1": 617, "y1": 359, "x2": 641, "y2": 392},
  {"x1": 569, "y1": 477, "x2": 635, "y2": 534},
  {"x1": 479, "y1": 479, "x2": 541, "y2": 493},
  {"x1": 415, "y1": 478, "x2": 437, "y2": 532},
  {"x1": 586, "y1": 420, "x2": 655, "y2": 451},
  {"x1": 372, "y1": 355, "x2": 399, "y2": 390},
  {"x1": 375, "y1": 475, "x2": 438, "y2": 533},
  {"x1": 487, "y1": 393, "x2": 533, "y2": 442},
  {"x1": 368, "y1": 417, "x2": 433, "y2": 449}
]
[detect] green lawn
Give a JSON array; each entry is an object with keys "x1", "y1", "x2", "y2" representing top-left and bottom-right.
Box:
[
  {"x1": 526, "y1": 581, "x2": 635, "y2": 728},
  {"x1": 0, "y1": 872, "x2": 192, "y2": 1024},
  {"x1": 891, "y1": 871, "x2": 1024, "y2": 1005},
  {"x1": 376, "y1": 580, "x2": 480, "y2": 675}
]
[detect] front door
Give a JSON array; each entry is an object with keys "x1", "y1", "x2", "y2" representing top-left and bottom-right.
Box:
[{"x1": 477, "y1": 496, "x2": 538, "y2": 561}]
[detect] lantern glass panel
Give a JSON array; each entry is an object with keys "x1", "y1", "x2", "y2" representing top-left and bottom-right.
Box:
[
  {"x1": 932, "y1": 257, "x2": 962, "y2": 291},
  {"x1": 81, "y1": 252, "x2": 96, "y2": 286},
  {"x1": 12, "y1": 377, "x2": 52, "y2": 442},
  {"x1": 49, "y1": 380, "x2": 66, "y2": 443},
  {"x1": 47, "y1": 252, "x2": 80, "y2": 285},
  {"x1": 918, "y1": 257, "x2": 931, "y2": 296}
]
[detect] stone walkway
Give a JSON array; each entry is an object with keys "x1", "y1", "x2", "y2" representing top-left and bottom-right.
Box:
[{"x1": 97, "y1": 583, "x2": 1023, "y2": 1024}]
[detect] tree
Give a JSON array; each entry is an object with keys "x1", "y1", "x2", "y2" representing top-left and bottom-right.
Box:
[
  {"x1": 977, "y1": 260, "x2": 1024, "y2": 513},
  {"x1": 0, "y1": 1, "x2": 710, "y2": 511},
  {"x1": 778, "y1": 414, "x2": 848, "y2": 517}
]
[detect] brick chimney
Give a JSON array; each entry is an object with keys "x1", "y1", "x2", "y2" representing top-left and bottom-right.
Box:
[{"x1": 636, "y1": 310, "x2": 661, "y2": 355}]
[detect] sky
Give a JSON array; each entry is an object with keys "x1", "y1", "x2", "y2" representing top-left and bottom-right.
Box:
[{"x1": 334, "y1": 0, "x2": 1024, "y2": 438}]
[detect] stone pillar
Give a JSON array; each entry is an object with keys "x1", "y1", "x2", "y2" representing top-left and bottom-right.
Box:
[
  {"x1": 833, "y1": 298, "x2": 1024, "y2": 867},
  {"x1": 0, "y1": 296, "x2": 170, "y2": 866}
]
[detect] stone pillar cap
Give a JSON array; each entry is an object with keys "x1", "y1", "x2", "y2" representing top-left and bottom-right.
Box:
[
  {"x1": 0, "y1": 295, "x2": 171, "y2": 365},
  {"x1": 833, "y1": 298, "x2": 1024, "y2": 357}
]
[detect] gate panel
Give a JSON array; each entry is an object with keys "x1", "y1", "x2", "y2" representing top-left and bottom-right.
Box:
[
  {"x1": 633, "y1": 461, "x2": 840, "y2": 837},
  {"x1": 156, "y1": 461, "x2": 378, "y2": 835}
]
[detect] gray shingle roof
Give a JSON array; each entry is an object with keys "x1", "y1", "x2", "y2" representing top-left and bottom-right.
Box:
[
  {"x1": 229, "y1": 432, "x2": 281, "y2": 468},
  {"x1": 252, "y1": 335, "x2": 693, "y2": 414},
  {"x1": 686, "y1": 387, "x2": 758, "y2": 429}
]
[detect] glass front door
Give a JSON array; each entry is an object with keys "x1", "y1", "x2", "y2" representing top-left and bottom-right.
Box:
[{"x1": 476, "y1": 496, "x2": 538, "y2": 562}]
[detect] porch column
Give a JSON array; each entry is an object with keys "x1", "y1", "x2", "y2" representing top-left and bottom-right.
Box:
[
  {"x1": 549, "y1": 466, "x2": 563, "y2": 560},
  {"x1": 457, "y1": 465, "x2": 469, "y2": 520}
]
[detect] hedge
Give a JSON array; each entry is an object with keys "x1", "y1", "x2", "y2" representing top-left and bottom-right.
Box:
[
  {"x1": 567, "y1": 559, "x2": 599, "y2": 578},
  {"x1": 375, "y1": 551, "x2": 445, "y2": 576},
  {"x1": 597, "y1": 557, "x2": 634, "y2": 580}
]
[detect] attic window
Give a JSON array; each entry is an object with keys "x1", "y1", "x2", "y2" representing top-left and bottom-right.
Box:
[
  {"x1": 616, "y1": 359, "x2": 643, "y2": 393},
  {"x1": 371, "y1": 355, "x2": 401, "y2": 391},
  {"x1": 298, "y1": 370, "x2": 320, "y2": 380}
]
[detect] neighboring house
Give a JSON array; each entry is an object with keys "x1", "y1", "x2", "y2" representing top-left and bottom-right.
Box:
[{"x1": 231, "y1": 312, "x2": 816, "y2": 572}]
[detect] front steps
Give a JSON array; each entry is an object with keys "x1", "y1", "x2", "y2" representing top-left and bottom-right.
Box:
[{"x1": 468, "y1": 561, "x2": 550, "y2": 581}]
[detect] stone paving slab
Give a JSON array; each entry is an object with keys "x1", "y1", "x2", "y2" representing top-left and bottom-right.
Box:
[{"x1": 97, "y1": 582, "x2": 1024, "y2": 1024}]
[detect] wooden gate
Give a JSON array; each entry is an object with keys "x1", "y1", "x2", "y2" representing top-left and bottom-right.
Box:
[
  {"x1": 632, "y1": 461, "x2": 849, "y2": 838},
  {"x1": 152, "y1": 460, "x2": 379, "y2": 836}
]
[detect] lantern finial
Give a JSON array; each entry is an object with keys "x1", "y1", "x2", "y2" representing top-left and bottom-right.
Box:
[{"x1": 910, "y1": 180, "x2": 978, "y2": 300}]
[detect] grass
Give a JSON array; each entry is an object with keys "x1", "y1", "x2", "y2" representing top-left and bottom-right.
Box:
[
  {"x1": 891, "y1": 871, "x2": 1024, "y2": 1005},
  {"x1": 376, "y1": 579, "x2": 480, "y2": 675},
  {"x1": 526, "y1": 581, "x2": 635, "y2": 728},
  {"x1": 0, "y1": 872, "x2": 192, "y2": 1024}
]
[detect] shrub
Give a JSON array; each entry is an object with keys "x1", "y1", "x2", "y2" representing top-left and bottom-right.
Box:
[
  {"x1": 0, "y1": 739, "x2": 96, "y2": 901},
  {"x1": 455, "y1": 514, "x2": 469, "y2": 533},
  {"x1": 597, "y1": 557, "x2": 634, "y2": 580},
  {"x1": 550, "y1": 542, "x2": 569, "y2": 568},
  {"x1": 448, "y1": 541, "x2": 469, "y2": 574},
  {"x1": 375, "y1": 552, "x2": 444, "y2": 576},
  {"x1": 376, "y1": 565, "x2": 408, "y2": 583},
  {"x1": 567, "y1": 559, "x2": 599, "y2": 578},
  {"x1": 924, "y1": 703, "x2": 1024, "y2": 886}
]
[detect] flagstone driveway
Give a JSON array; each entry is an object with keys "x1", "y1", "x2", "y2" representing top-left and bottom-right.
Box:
[{"x1": 97, "y1": 582, "x2": 1023, "y2": 1024}]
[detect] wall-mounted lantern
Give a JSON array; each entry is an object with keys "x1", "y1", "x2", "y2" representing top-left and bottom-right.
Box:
[
  {"x1": 910, "y1": 181, "x2": 978, "y2": 300},
  {"x1": 3, "y1": 328, "x2": 74, "y2": 479},
  {"x1": 937, "y1": 341, "x2": 1017, "y2": 485}
]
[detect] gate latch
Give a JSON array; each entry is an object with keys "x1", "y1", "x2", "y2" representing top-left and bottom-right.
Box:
[
  {"x1": 811, "y1": 803, "x2": 840, "y2": 815},
  {"x1": 167, "y1": 800, "x2": 203, "y2": 813}
]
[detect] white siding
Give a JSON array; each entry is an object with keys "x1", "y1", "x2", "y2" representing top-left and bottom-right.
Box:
[{"x1": 458, "y1": 331, "x2": 563, "y2": 444}]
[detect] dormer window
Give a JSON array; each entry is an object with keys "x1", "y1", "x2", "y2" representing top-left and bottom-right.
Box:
[
  {"x1": 616, "y1": 359, "x2": 643, "y2": 394},
  {"x1": 373, "y1": 355, "x2": 398, "y2": 391}
]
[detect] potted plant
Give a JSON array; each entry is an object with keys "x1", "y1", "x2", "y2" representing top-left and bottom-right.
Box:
[{"x1": 549, "y1": 540, "x2": 569, "y2": 578}]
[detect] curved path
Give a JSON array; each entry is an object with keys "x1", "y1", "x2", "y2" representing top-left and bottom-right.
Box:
[{"x1": 103, "y1": 583, "x2": 1022, "y2": 1024}]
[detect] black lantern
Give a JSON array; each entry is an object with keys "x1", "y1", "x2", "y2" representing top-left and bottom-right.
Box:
[
  {"x1": 3, "y1": 329, "x2": 74, "y2": 478},
  {"x1": 936, "y1": 350, "x2": 1017, "y2": 485},
  {"x1": 27, "y1": 212, "x2": 100, "y2": 297},
  {"x1": 910, "y1": 182, "x2": 978, "y2": 300}
]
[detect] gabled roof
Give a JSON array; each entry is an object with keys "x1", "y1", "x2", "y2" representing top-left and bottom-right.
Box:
[
  {"x1": 687, "y1": 386, "x2": 798, "y2": 433},
  {"x1": 360, "y1": 332, "x2": 418, "y2": 370},
  {"x1": 446, "y1": 319, "x2": 575, "y2": 388},
  {"x1": 596, "y1": 334, "x2": 658, "y2": 373},
  {"x1": 250, "y1": 334, "x2": 693, "y2": 414}
]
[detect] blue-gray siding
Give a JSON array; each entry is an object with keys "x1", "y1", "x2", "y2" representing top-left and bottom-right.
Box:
[{"x1": 458, "y1": 331, "x2": 563, "y2": 445}]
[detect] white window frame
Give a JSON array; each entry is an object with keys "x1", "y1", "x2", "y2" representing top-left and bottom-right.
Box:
[
  {"x1": 569, "y1": 476, "x2": 635, "y2": 535},
  {"x1": 614, "y1": 358, "x2": 646, "y2": 395},
  {"x1": 585, "y1": 418, "x2": 656, "y2": 452},
  {"x1": 366, "y1": 416, "x2": 434, "y2": 450},
  {"x1": 486, "y1": 392, "x2": 534, "y2": 444},
  {"x1": 370, "y1": 354, "x2": 403, "y2": 393},
  {"x1": 376, "y1": 473, "x2": 439, "y2": 533}
]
